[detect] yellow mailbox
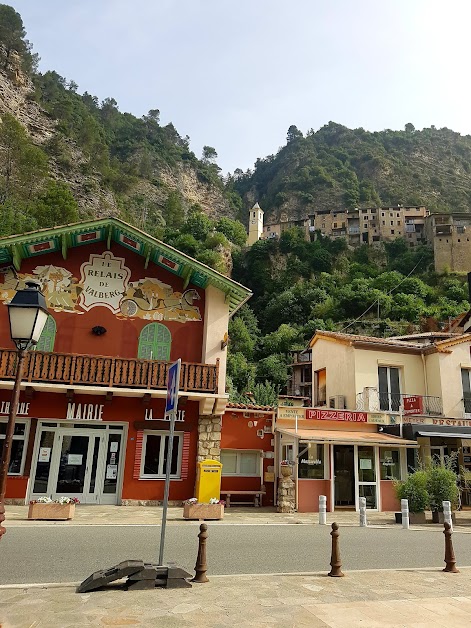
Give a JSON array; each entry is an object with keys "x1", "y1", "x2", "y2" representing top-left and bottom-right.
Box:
[{"x1": 195, "y1": 459, "x2": 223, "y2": 503}]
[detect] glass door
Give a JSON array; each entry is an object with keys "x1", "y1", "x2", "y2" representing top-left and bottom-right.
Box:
[
  {"x1": 52, "y1": 433, "x2": 94, "y2": 501},
  {"x1": 334, "y1": 445, "x2": 355, "y2": 507},
  {"x1": 100, "y1": 432, "x2": 122, "y2": 505},
  {"x1": 32, "y1": 429, "x2": 57, "y2": 495},
  {"x1": 357, "y1": 446, "x2": 377, "y2": 509}
]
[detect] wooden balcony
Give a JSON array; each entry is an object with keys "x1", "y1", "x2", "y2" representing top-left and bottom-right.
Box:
[{"x1": 0, "y1": 348, "x2": 219, "y2": 394}]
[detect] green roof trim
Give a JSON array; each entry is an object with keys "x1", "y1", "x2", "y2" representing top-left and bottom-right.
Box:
[{"x1": 0, "y1": 218, "x2": 252, "y2": 314}]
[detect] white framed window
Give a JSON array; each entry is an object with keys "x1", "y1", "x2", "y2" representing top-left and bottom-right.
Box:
[
  {"x1": 0, "y1": 419, "x2": 29, "y2": 475},
  {"x1": 140, "y1": 431, "x2": 183, "y2": 479},
  {"x1": 221, "y1": 449, "x2": 261, "y2": 476}
]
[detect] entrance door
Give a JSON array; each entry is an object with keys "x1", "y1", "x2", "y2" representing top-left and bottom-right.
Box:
[
  {"x1": 52, "y1": 432, "x2": 103, "y2": 502},
  {"x1": 334, "y1": 445, "x2": 355, "y2": 507},
  {"x1": 357, "y1": 446, "x2": 377, "y2": 509}
]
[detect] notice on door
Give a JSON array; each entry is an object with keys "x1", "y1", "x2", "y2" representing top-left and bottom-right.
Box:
[
  {"x1": 106, "y1": 464, "x2": 118, "y2": 480},
  {"x1": 68, "y1": 454, "x2": 83, "y2": 465},
  {"x1": 39, "y1": 447, "x2": 51, "y2": 463}
]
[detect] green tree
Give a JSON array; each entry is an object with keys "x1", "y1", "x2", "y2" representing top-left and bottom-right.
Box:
[
  {"x1": 0, "y1": 4, "x2": 37, "y2": 73},
  {"x1": 202, "y1": 145, "x2": 218, "y2": 163},
  {"x1": 227, "y1": 351, "x2": 255, "y2": 393},
  {"x1": 164, "y1": 191, "x2": 185, "y2": 230},
  {"x1": 286, "y1": 125, "x2": 303, "y2": 143},
  {"x1": 215, "y1": 217, "x2": 247, "y2": 247},
  {"x1": 33, "y1": 181, "x2": 79, "y2": 228},
  {"x1": 256, "y1": 355, "x2": 288, "y2": 388}
]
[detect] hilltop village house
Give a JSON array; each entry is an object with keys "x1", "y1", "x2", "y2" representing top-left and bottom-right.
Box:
[
  {"x1": 0, "y1": 218, "x2": 254, "y2": 506},
  {"x1": 247, "y1": 202, "x2": 471, "y2": 274},
  {"x1": 276, "y1": 329, "x2": 471, "y2": 513}
]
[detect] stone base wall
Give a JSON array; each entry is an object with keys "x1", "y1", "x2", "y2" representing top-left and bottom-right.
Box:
[
  {"x1": 5, "y1": 499, "x2": 26, "y2": 506},
  {"x1": 197, "y1": 414, "x2": 222, "y2": 461},
  {"x1": 277, "y1": 476, "x2": 296, "y2": 513}
]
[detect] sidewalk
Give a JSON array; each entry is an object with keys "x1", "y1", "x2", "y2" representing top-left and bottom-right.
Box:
[
  {"x1": 1, "y1": 568, "x2": 471, "y2": 627},
  {"x1": 5, "y1": 504, "x2": 471, "y2": 530}
]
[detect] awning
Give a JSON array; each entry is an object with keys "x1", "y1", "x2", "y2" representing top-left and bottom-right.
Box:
[
  {"x1": 418, "y1": 431, "x2": 471, "y2": 440},
  {"x1": 278, "y1": 428, "x2": 417, "y2": 447}
]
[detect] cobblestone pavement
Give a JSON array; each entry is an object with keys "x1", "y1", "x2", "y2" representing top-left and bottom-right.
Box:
[
  {"x1": 5, "y1": 504, "x2": 471, "y2": 531},
  {"x1": 1, "y1": 568, "x2": 471, "y2": 627}
]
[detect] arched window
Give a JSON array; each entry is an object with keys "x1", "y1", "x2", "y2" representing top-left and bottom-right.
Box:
[
  {"x1": 35, "y1": 316, "x2": 56, "y2": 352},
  {"x1": 138, "y1": 323, "x2": 171, "y2": 361}
]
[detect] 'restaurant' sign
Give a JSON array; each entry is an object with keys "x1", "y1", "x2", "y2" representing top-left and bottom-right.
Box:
[
  {"x1": 306, "y1": 409, "x2": 367, "y2": 422},
  {"x1": 403, "y1": 396, "x2": 424, "y2": 416}
]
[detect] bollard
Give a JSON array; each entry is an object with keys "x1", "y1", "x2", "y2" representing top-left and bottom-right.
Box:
[
  {"x1": 319, "y1": 495, "x2": 327, "y2": 525},
  {"x1": 401, "y1": 498, "x2": 409, "y2": 530},
  {"x1": 359, "y1": 497, "x2": 367, "y2": 527},
  {"x1": 328, "y1": 522, "x2": 344, "y2": 577},
  {"x1": 191, "y1": 523, "x2": 209, "y2": 583},
  {"x1": 443, "y1": 521, "x2": 459, "y2": 573},
  {"x1": 443, "y1": 501, "x2": 453, "y2": 531}
]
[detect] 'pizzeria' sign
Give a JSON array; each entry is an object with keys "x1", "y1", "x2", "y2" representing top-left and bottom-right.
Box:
[{"x1": 306, "y1": 409, "x2": 367, "y2": 422}]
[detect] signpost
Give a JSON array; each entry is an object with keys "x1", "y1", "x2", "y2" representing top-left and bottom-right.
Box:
[
  {"x1": 158, "y1": 358, "x2": 181, "y2": 566},
  {"x1": 402, "y1": 396, "x2": 424, "y2": 416}
]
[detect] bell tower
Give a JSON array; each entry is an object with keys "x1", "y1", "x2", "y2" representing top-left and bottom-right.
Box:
[{"x1": 247, "y1": 203, "x2": 264, "y2": 246}]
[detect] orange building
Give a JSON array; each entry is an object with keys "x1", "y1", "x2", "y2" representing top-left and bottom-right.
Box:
[
  {"x1": 0, "y1": 218, "x2": 251, "y2": 506},
  {"x1": 220, "y1": 403, "x2": 276, "y2": 507}
]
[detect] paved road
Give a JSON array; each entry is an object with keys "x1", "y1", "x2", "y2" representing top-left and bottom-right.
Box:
[{"x1": 0, "y1": 524, "x2": 469, "y2": 585}]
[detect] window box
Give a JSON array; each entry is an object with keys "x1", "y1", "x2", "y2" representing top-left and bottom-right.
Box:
[
  {"x1": 28, "y1": 503, "x2": 75, "y2": 520},
  {"x1": 183, "y1": 503, "x2": 224, "y2": 520}
]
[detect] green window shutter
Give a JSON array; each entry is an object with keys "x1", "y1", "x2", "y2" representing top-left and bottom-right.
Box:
[
  {"x1": 35, "y1": 316, "x2": 56, "y2": 352},
  {"x1": 138, "y1": 323, "x2": 171, "y2": 361}
]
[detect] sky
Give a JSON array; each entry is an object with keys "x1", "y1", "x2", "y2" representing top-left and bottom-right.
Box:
[{"x1": 9, "y1": 0, "x2": 471, "y2": 173}]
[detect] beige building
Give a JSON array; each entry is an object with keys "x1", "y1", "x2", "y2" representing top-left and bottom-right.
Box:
[
  {"x1": 273, "y1": 330, "x2": 471, "y2": 513},
  {"x1": 425, "y1": 213, "x2": 471, "y2": 273},
  {"x1": 311, "y1": 205, "x2": 428, "y2": 246},
  {"x1": 257, "y1": 205, "x2": 429, "y2": 247}
]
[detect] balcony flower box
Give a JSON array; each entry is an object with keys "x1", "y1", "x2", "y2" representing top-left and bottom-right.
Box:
[
  {"x1": 183, "y1": 498, "x2": 224, "y2": 520},
  {"x1": 28, "y1": 497, "x2": 78, "y2": 520}
]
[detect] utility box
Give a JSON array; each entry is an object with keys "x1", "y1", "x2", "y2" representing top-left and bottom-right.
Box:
[{"x1": 195, "y1": 459, "x2": 223, "y2": 503}]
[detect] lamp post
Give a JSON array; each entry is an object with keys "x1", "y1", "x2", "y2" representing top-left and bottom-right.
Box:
[{"x1": 0, "y1": 281, "x2": 48, "y2": 539}]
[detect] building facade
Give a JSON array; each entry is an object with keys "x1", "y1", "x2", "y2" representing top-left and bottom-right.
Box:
[
  {"x1": 1, "y1": 218, "x2": 251, "y2": 506},
  {"x1": 275, "y1": 329, "x2": 471, "y2": 513},
  {"x1": 425, "y1": 213, "x2": 471, "y2": 273},
  {"x1": 257, "y1": 205, "x2": 428, "y2": 247}
]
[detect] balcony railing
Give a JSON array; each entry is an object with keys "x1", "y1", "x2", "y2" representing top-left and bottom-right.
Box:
[
  {"x1": 0, "y1": 349, "x2": 218, "y2": 394},
  {"x1": 356, "y1": 388, "x2": 443, "y2": 416}
]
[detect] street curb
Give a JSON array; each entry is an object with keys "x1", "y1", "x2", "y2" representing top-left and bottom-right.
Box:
[{"x1": 2, "y1": 566, "x2": 471, "y2": 590}]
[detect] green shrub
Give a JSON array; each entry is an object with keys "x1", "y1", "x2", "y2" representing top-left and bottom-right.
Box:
[
  {"x1": 394, "y1": 470, "x2": 429, "y2": 513},
  {"x1": 426, "y1": 465, "x2": 459, "y2": 512}
]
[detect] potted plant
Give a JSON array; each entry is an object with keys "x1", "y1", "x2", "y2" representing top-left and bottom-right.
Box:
[
  {"x1": 183, "y1": 497, "x2": 225, "y2": 520},
  {"x1": 426, "y1": 465, "x2": 459, "y2": 523},
  {"x1": 394, "y1": 470, "x2": 428, "y2": 524},
  {"x1": 28, "y1": 496, "x2": 79, "y2": 520},
  {"x1": 280, "y1": 460, "x2": 294, "y2": 478}
]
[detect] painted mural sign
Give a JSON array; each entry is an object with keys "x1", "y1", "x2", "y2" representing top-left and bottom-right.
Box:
[
  {"x1": 0, "y1": 251, "x2": 201, "y2": 323},
  {"x1": 79, "y1": 252, "x2": 131, "y2": 313}
]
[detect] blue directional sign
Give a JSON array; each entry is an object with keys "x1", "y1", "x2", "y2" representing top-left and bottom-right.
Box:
[{"x1": 165, "y1": 359, "x2": 181, "y2": 416}]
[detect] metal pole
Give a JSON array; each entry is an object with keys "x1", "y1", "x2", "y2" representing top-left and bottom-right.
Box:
[
  {"x1": 359, "y1": 496, "x2": 367, "y2": 527},
  {"x1": 0, "y1": 348, "x2": 26, "y2": 540},
  {"x1": 158, "y1": 408, "x2": 176, "y2": 565},
  {"x1": 319, "y1": 495, "x2": 327, "y2": 525},
  {"x1": 401, "y1": 498, "x2": 410, "y2": 530}
]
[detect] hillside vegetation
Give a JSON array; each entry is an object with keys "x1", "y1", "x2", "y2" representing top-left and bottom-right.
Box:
[{"x1": 235, "y1": 122, "x2": 471, "y2": 221}]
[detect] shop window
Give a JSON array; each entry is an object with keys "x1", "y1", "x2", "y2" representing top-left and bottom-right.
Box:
[
  {"x1": 298, "y1": 443, "x2": 325, "y2": 479},
  {"x1": 34, "y1": 316, "x2": 56, "y2": 352},
  {"x1": 0, "y1": 420, "x2": 28, "y2": 475},
  {"x1": 138, "y1": 323, "x2": 171, "y2": 361},
  {"x1": 220, "y1": 450, "x2": 260, "y2": 476},
  {"x1": 140, "y1": 431, "x2": 182, "y2": 478},
  {"x1": 380, "y1": 449, "x2": 401, "y2": 480}
]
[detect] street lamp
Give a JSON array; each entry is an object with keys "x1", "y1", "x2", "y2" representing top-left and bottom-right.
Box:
[{"x1": 0, "y1": 281, "x2": 48, "y2": 539}]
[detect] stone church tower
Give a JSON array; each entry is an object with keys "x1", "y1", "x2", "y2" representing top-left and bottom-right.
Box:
[{"x1": 247, "y1": 203, "x2": 264, "y2": 245}]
